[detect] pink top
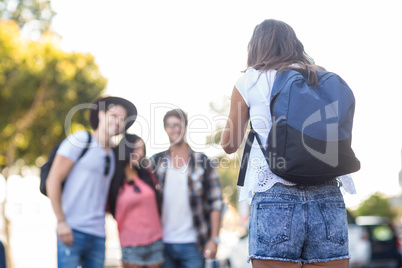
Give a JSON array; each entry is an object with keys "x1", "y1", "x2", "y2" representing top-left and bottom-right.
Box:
[{"x1": 115, "y1": 176, "x2": 163, "y2": 247}]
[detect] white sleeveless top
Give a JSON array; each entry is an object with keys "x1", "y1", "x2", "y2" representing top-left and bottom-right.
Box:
[{"x1": 235, "y1": 68, "x2": 356, "y2": 203}]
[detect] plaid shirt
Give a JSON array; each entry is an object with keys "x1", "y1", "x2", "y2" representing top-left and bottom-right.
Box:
[{"x1": 150, "y1": 149, "x2": 223, "y2": 249}]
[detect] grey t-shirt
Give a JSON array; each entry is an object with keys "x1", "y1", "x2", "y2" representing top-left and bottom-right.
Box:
[{"x1": 56, "y1": 130, "x2": 115, "y2": 238}]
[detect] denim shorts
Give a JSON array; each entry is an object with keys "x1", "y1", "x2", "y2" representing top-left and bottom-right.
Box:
[
  {"x1": 122, "y1": 239, "x2": 164, "y2": 265},
  {"x1": 249, "y1": 180, "x2": 350, "y2": 264}
]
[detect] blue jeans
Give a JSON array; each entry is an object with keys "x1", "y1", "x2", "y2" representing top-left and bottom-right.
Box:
[
  {"x1": 163, "y1": 243, "x2": 204, "y2": 268},
  {"x1": 249, "y1": 181, "x2": 350, "y2": 264},
  {"x1": 57, "y1": 229, "x2": 105, "y2": 268}
]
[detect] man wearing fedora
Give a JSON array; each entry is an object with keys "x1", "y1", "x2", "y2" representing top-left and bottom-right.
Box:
[{"x1": 47, "y1": 96, "x2": 137, "y2": 268}]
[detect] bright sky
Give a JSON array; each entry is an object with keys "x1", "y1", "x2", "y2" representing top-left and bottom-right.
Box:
[{"x1": 50, "y1": 0, "x2": 402, "y2": 207}]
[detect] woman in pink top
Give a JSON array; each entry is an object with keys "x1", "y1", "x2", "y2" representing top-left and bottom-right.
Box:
[{"x1": 108, "y1": 134, "x2": 163, "y2": 268}]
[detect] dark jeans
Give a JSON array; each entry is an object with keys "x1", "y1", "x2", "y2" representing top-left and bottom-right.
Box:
[{"x1": 163, "y1": 243, "x2": 204, "y2": 268}]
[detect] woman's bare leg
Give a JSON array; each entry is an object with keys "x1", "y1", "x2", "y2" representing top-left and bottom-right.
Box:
[
  {"x1": 146, "y1": 264, "x2": 162, "y2": 268},
  {"x1": 252, "y1": 259, "x2": 349, "y2": 268},
  {"x1": 252, "y1": 259, "x2": 301, "y2": 268},
  {"x1": 122, "y1": 263, "x2": 144, "y2": 268},
  {"x1": 302, "y1": 259, "x2": 349, "y2": 268}
]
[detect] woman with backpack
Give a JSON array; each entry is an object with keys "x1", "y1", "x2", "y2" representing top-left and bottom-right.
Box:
[
  {"x1": 221, "y1": 19, "x2": 358, "y2": 268},
  {"x1": 108, "y1": 134, "x2": 163, "y2": 268}
]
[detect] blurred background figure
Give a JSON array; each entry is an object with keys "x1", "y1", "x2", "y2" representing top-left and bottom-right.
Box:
[
  {"x1": 0, "y1": 239, "x2": 6, "y2": 268},
  {"x1": 151, "y1": 109, "x2": 223, "y2": 268},
  {"x1": 108, "y1": 134, "x2": 164, "y2": 268},
  {"x1": 46, "y1": 96, "x2": 137, "y2": 268}
]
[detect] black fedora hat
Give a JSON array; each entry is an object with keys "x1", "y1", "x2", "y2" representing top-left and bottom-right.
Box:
[{"x1": 90, "y1": 96, "x2": 137, "y2": 130}]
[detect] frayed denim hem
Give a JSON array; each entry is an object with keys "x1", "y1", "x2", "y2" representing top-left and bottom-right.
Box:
[
  {"x1": 248, "y1": 255, "x2": 351, "y2": 264},
  {"x1": 301, "y1": 255, "x2": 351, "y2": 264},
  {"x1": 248, "y1": 255, "x2": 301, "y2": 264}
]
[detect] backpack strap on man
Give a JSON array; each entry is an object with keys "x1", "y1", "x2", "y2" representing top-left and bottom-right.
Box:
[
  {"x1": 79, "y1": 131, "x2": 92, "y2": 158},
  {"x1": 39, "y1": 130, "x2": 92, "y2": 196}
]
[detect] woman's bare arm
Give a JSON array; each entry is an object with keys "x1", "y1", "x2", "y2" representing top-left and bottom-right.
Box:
[{"x1": 221, "y1": 87, "x2": 249, "y2": 154}]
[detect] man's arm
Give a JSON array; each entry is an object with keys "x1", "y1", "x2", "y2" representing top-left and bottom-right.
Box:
[
  {"x1": 203, "y1": 158, "x2": 223, "y2": 258},
  {"x1": 46, "y1": 154, "x2": 75, "y2": 246},
  {"x1": 204, "y1": 210, "x2": 222, "y2": 259}
]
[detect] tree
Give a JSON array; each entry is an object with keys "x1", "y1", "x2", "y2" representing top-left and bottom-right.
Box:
[
  {"x1": 353, "y1": 192, "x2": 397, "y2": 219},
  {"x1": 0, "y1": 0, "x2": 55, "y2": 37},
  {"x1": 0, "y1": 20, "x2": 107, "y2": 167},
  {"x1": 0, "y1": 20, "x2": 107, "y2": 268},
  {"x1": 215, "y1": 154, "x2": 240, "y2": 207},
  {"x1": 206, "y1": 99, "x2": 244, "y2": 208}
]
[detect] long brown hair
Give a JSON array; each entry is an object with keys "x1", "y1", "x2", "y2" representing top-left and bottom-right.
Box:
[
  {"x1": 107, "y1": 134, "x2": 160, "y2": 217},
  {"x1": 247, "y1": 19, "x2": 325, "y2": 85}
]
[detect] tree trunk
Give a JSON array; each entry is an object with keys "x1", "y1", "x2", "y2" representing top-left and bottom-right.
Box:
[{"x1": 5, "y1": 141, "x2": 15, "y2": 170}]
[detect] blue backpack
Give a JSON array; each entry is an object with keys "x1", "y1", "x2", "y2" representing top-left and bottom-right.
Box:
[{"x1": 238, "y1": 69, "x2": 360, "y2": 186}]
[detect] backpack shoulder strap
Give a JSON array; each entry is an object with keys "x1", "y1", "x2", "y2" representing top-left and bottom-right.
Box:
[
  {"x1": 270, "y1": 70, "x2": 302, "y2": 116},
  {"x1": 237, "y1": 123, "x2": 256, "y2": 186},
  {"x1": 271, "y1": 70, "x2": 299, "y2": 95},
  {"x1": 237, "y1": 122, "x2": 273, "y2": 186},
  {"x1": 77, "y1": 131, "x2": 92, "y2": 160}
]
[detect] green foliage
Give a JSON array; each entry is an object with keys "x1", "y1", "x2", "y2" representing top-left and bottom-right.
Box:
[
  {"x1": 205, "y1": 100, "x2": 229, "y2": 146},
  {"x1": 353, "y1": 192, "x2": 397, "y2": 219},
  {"x1": 207, "y1": 99, "x2": 246, "y2": 207},
  {"x1": 216, "y1": 155, "x2": 240, "y2": 208},
  {"x1": 206, "y1": 100, "x2": 241, "y2": 206},
  {"x1": 0, "y1": 20, "x2": 107, "y2": 167},
  {"x1": 0, "y1": 0, "x2": 55, "y2": 36}
]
